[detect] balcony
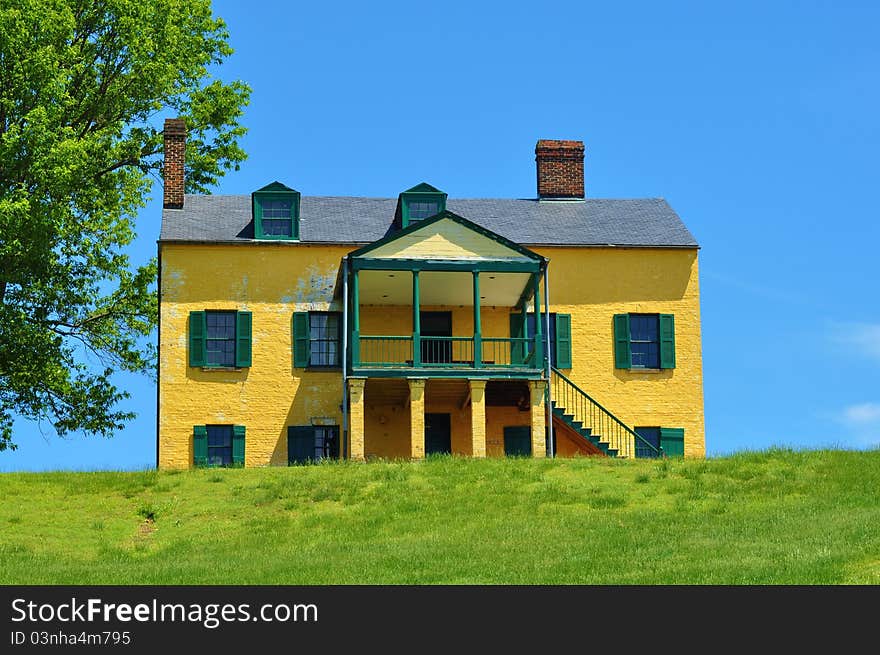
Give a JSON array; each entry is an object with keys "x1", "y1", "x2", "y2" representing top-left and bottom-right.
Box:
[
  {"x1": 357, "y1": 335, "x2": 540, "y2": 372},
  {"x1": 342, "y1": 210, "x2": 550, "y2": 379}
]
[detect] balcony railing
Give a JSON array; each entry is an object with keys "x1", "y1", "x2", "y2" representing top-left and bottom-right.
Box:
[{"x1": 356, "y1": 336, "x2": 540, "y2": 370}]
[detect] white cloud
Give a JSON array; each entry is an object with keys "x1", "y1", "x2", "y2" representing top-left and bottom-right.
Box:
[
  {"x1": 842, "y1": 402, "x2": 880, "y2": 425},
  {"x1": 832, "y1": 322, "x2": 880, "y2": 362}
]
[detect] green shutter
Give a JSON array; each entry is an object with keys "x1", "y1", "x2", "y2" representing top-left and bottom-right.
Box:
[
  {"x1": 288, "y1": 426, "x2": 314, "y2": 465},
  {"x1": 509, "y1": 312, "x2": 524, "y2": 365},
  {"x1": 193, "y1": 425, "x2": 208, "y2": 467},
  {"x1": 659, "y1": 314, "x2": 676, "y2": 369},
  {"x1": 660, "y1": 427, "x2": 684, "y2": 457},
  {"x1": 293, "y1": 312, "x2": 310, "y2": 368},
  {"x1": 554, "y1": 313, "x2": 572, "y2": 369},
  {"x1": 235, "y1": 311, "x2": 252, "y2": 367},
  {"x1": 613, "y1": 314, "x2": 632, "y2": 369},
  {"x1": 253, "y1": 197, "x2": 264, "y2": 239},
  {"x1": 232, "y1": 425, "x2": 246, "y2": 466},
  {"x1": 189, "y1": 311, "x2": 206, "y2": 367}
]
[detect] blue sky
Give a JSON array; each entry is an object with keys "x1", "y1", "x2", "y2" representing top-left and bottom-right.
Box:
[{"x1": 4, "y1": 0, "x2": 879, "y2": 471}]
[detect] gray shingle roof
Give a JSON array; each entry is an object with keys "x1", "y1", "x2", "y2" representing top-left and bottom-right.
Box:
[{"x1": 159, "y1": 195, "x2": 698, "y2": 248}]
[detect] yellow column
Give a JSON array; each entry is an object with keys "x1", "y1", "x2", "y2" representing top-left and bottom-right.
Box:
[
  {"x1": 530, "y1": 380, "x2": 547, "y2": 458},
  {"x1": 348, "y1": 378, "x2": 366, "y2": 461},
  {"x1": 469, "y1": 379, "x2": 487, "y2": 457},
  {"x1": 408, "y1": 378, "x2": 426, "y2": 459}
]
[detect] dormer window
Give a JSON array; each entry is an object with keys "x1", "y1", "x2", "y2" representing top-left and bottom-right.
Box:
[
  {"x1": 253, "y1": 181, "x2": 300, "y2": 240},
  {"x1": 400, "y1": 182, "x2": 447, "y2": 227}
]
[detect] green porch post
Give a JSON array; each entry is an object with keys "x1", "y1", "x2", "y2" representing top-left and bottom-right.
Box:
[
  {"x1": 532, "y1": 272, "x2": 543, "y2": 367},
  {"x1": 352, "y1": 268, "x2": 360, "y2": 366},
  {"x1": 412, "y1": 269, "x2": 421, "y2": 367},
  {"x1": 473, "y1": 270, "x2": 482, "y2": 368}
]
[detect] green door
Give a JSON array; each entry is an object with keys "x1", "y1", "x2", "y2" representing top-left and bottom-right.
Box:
[
  {"x1": 288, "y1": 426, "x2": 313, "y2": 465},
  {"x1": 504, "y1": 426, "x2": 532, "y2": 457},
  {"x1": 425, "y1": 413, "x2": 452, "y2": 455}
]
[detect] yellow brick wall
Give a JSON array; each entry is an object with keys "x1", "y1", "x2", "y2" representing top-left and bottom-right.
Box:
[
  {"x1": 159, "y1": 241, "x2": 705, "y2": 466},
  {"x1": 534, "y1": 247, "x2": 706, "y2": 458},
  {"x1": 485, "y1": 406, "x2": 532, "y2": 457},
  {"x1": 363, "y1": 396, "x2": 475, "y2": 459},
  {"x1": 158, "y1": 243, "x2": 349, "y2": 469}
]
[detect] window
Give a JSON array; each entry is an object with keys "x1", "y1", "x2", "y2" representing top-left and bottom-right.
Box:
[
  {"x1": 189, "y1": 311, "x2": 252, "y2": 368},
  {"x1": 634, "y1": 426, "x2": 685, "y2": 458},
  {"x1": 193, "y1": 425, "x2": 245, "y2": 467},
  {"x1": 288, "y1": 425, "x2": 339, "y2": 464},
  {"x1": 520, "y1": 312, "x2": 572, "y2": 368},
  {"x1": 259, "y1": 198, "x2": 293, "y2": 236},
  {"x1": 293, "y1": 311, "x2": 342, "y2": 368},
  {"x1": 206, "y1": 311, "x2": 236, "y2": 367},
  {"x1": 252, "y1": 182, "x2": 300, "y2": 240},
  {"x1": 614, "y1": 313, "x2": 675, "y2": 370},
  {"x1": 399, "y1": 183, "x2": 447, "y2": 227},
  {"x1": 309, "y1": 313, "x2": 340, "y2": 366},
  {"x1": 407, "y1": 200, "x2": 440, "y2": 220},
  {"x1": 630, "y1": 314, "x2": 660, "y2": 369},
  {"x1": 207, "y1": 425, "x2": 234, "y2": 466}
]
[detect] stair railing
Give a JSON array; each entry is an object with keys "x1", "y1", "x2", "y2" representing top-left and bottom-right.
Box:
[{"x1": 550, "y1": 367, "x2": 662, "y2": 458}]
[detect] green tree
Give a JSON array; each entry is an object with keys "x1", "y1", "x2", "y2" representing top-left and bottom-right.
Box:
[{"x1": 0, "y1": 0, "x2": 250, "y2": 450}]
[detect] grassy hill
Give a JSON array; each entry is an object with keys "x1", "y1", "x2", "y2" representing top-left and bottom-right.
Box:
[{"x1": 1, "y1": 449, "x2": 878, "y2": 584}]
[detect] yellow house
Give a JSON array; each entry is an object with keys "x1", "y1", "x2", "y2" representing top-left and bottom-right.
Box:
[{"x1": 157, "y1": 123, "x2": 705, "y2": 468}]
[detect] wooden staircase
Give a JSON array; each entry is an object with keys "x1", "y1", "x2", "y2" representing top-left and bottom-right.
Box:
[{"x1": 550, "y1": 367, "x2": 662, "y2": 459}]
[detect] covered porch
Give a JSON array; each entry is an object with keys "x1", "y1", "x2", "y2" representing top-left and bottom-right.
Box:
[
  {"x1": 342, "y1": 211, "x2": 551, "y2": 377},
  {"x1": 345, "y1": 377, "x2": 549, "y2": 460}
]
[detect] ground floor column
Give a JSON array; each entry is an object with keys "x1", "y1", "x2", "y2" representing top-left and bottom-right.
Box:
[
  {"x1": 529, "y1": 380, "x2": 547, "y2": 458},
  {"x1": 348, "y1": 377, "x2": 366, "y2": 461},
  {"x1": 408, "y1": 378, "x2": 426, "y2": 459},
  {"x1": 469, "y1": 379, "x2": 487, "y2": 457}
]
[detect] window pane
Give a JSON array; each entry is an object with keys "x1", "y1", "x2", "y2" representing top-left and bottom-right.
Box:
[
  {"x1": 309, "y1": 313, "x2": 340, "y2": 366},
  {"x1": 408, "y1": 200, "x2": 439, "y2": 220},
  {"x1": 206, "y1": 311, "x2": 236, "y2": 366},
  {"x1": 262, "y1": 199, "x2": 292, "y2": 218},
  {"x1": 206, "y1": 426, "x2": 234, "y2": 466},
  {"x1": 261, "y1": 218, "x2": 292, "y2": 236},
  {"x1": 630, "y1": 314, "x2": 659, "y2": 368}
]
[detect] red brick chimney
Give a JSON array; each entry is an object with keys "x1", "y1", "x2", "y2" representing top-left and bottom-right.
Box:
[
  {"x1": 535, "y1": 139, "x2": 585, "y2": 199},
  {"x1": 163, "y1": 118, "x2": 186, "y2": 209}
]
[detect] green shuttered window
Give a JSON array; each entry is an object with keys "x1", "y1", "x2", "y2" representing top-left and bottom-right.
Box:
[
  {"x1": 634, "y1": 426, "x2": 685, "y2": 458},
  {"x1": 293, "y1": 311, "x2": 342, "y2": 368},
  {"x1": 189, "y1": 310, "x2": 252, "y2": 368},
  {"x1": 613, "y1": 313, "x2": 675, "y2": 370},
  {"x1": 252, "y1": 182, "x2": 300, "y2": 240},
  {"x1": 193, "y1": 425, "x2": 245, "y2": 467},
  {"x1": 522, "y1": 312, "x2": 572, "y2": 368}
]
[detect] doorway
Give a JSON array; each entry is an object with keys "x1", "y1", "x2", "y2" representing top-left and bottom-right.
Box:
[
  {"x1": 503, "y1": 425, "x2": 532, "y2": 456},
  {"x1": 420, "y1": 311, "x2": 452, "y2": 364},
  {"x1": 425, "y1": 413, "x2": 452, "y2": 455}
]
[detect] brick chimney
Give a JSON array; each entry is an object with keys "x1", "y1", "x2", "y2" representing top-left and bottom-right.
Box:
[
  {"x1": 163, "y1": 118, "x2": 186, "y2": 209},
  {"x1": 535, "y1": 139, "x2": 585, "y2": 199}
]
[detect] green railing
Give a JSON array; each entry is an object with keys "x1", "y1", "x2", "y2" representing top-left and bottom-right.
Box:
[
  {"x1": 482, "y1": 337, "x2": 536, "y2": 367},
  {"x1": 551, "y1": 367, "x2": 662, "y2": 458},
  {"x1": 358, "y1": 336, "x2": 413, "y2": 367},
  {"x1": 355, "y1": 336, "x2": 540, "y2": 369},
  {"x1": 420, "y1": 336, "x2": 473, "y2": 367}
]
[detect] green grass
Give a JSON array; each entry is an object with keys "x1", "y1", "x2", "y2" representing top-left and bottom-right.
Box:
[{"x1": 1, "y1": 449, "x2": 878, "y2": 584}]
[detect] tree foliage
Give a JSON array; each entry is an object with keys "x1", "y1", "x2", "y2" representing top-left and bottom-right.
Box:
[{"x1": 0, "y1": 0, "x2": 250, "y2": 450}]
